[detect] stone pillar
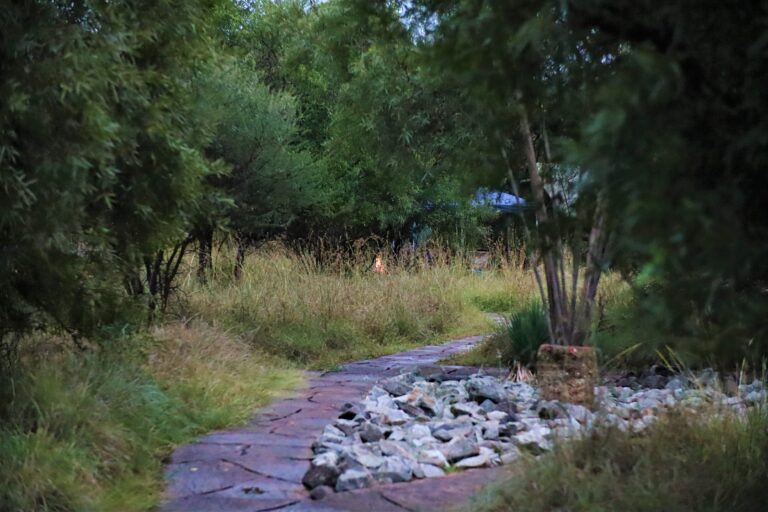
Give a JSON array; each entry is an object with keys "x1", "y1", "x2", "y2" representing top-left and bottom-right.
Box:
[{"x1": 536, "y1": 344, "x2": 598, "y2": 406}]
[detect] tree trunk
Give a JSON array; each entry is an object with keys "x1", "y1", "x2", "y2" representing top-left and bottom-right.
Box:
[
  {"x1": 571, "y1": 193, "x2": 609, "y2": 345},
  {"x1": 197, "y1": 228, "x2": 213, "y2": 283},
  {"x1": 518, "y1": 107, "x2": 609, "y2": 346},
  {"x1": 234, "y1": 236, "x2": 248, "y2": 280},
  {"x1": 519, "y1": 108, "x2": 567, "y2": 344}
]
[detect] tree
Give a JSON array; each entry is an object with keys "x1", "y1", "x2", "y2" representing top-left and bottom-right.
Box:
[
  {"x1": 0, "y1": 0, "x2": 226, "y2": 344},
  {"x1": 564, "y1": 0, "x2": 768, "y2": 363},
  {"x1": 393, "y1": 0, "x2": 617, "y2": 345},
  {"x1": 205, "y1": 61, "x2": 317, "y2": 278},
  {"x1": 392, "y1": 0, "x2": 768, "y2": 359}
]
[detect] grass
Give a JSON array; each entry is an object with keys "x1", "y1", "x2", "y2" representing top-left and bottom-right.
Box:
[
  {"x1": 0, "y1": 243, "x2": 520, "y2": 511},
  {"x1": 3, "y1": 243, "x2": 763, "y2": 511},
  {"x1": 444, "y1": 272, "x2": 670, "y2": 369},
  {"x1": 171, "y1": 244, "x2": 521, "y2": 369},
  {"x1": 468, "y1": 409, "x2": 768, "y2": 512},
  {"x1": 446, "y1": 300, "x2": 549, "y2": 368},
  {"x1": 0, "y1": 325, "x2": 301, "y2": 512}
]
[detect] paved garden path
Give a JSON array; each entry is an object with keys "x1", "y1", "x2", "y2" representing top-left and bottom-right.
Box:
[{"x1": 161, "y1": 334, "x2": 511, "y2": 512}]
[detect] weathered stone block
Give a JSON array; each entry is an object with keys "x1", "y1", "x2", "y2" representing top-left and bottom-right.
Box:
[{"x1": 536, "y1": 344, "x2": 598, "y2": 406}]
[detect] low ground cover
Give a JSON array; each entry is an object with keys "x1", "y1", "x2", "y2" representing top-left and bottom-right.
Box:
[
  {"x1": 467, "y1": 409, "x2": 768, "y2": 512},
  {"x1": 0, "y1": 324, "x2": 301, "y2": 511}
]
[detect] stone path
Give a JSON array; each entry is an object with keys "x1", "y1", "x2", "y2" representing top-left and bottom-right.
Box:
[{"x1": 162, "y1": 335, "x2": 511, "y2": 512}]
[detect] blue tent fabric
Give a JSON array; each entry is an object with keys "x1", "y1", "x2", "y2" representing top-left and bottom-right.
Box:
[{"x1": 472, "y1": 190, "x2": 527, "y2": 213}]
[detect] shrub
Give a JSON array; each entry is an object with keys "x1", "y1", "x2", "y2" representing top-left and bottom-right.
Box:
[
  {"x1": 503, "y1": 301, "x2": 550, "y2": 367},
  {"x1": 445, "y1": 300, "x2": 549, "y2": 368},
  {"x1": 469, "y1": 410, "x2": 768, "y2": 512}
]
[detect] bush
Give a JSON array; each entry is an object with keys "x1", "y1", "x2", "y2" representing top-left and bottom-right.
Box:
[
  {"x1": 503, "y1": 301, "x2": 550, "y2": 367},
  {"x1": 469, "y1": 411, "x2": 768, "y2": 512}
]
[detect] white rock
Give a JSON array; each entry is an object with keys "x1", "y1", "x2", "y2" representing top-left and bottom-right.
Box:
[
  {"x1": 419, "y1": 463, "x2": 445, "y2": 478},
  {"x1": 455, "y1": 452, "x2": 491, "y2": 468},
  {"x1": 350, "y1": 445, "x2": 385, "y2": 468},
  {"x1": 417, "y1": 449, "x2": 448, "y2": 467},
  {"x1": 336, "y1": 469, "x2": 373, "y2": 492},
  {"x1": 514, "y1": 427, "x2": 552, "y2": 453},
  {"x1": 312, "y1": 451, "x2": 339, "y2": 467},
  {"x1": 487, "y1": 410, "x2": 512, "y2": 422}
]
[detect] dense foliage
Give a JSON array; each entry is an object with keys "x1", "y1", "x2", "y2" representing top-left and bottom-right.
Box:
[
  {"x1": 0, "y1": 0, "x2": 225, "y2": 344},
  {"x1": 2, "y1": 0, "x2": 767, "y2": 360},
  {"x1": 392, "y1": 0, "x2": 768, "y2": 362},
  {"x1": 0, "y1": 0, "x2": 495, "y2": 346}
]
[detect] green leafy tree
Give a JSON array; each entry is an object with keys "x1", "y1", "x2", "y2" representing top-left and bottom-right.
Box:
[
  {"x1": 204, "y1": 61, "x2": 317, "y2": 277},
  {"x1": 394, "y1": 0, "x2": 768, "y2": 359},
  {"x1": 0, "y1": 0, "x2": 225, "y2": 346}
]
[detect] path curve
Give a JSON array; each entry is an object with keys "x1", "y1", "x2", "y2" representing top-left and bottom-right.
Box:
[{"x1": 161, "y1": 335, "x2": 511, "y2": 512}]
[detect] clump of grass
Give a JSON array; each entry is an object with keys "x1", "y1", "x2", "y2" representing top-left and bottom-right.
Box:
[
  {"x1": 0, "y1": 325, "x2": 301, "y2": 512},
  {"x1": 449, "y1": 272, "x2": 637, "y2": 368},
  {"x1": 175, "y1": 244, "x2": 514, "y2": 369},
  {"x1": 446, "y1": 300, "x2": 549, "y2": 368},
  {"x1": 469, "y1": 410, "x2": 768, "y2": 512},
  {"x1": 504, "y1": 301, "x2": 549, "y2": 366}
]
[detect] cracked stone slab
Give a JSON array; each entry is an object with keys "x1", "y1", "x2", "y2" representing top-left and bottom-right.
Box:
[{"x1": 161, "y1": 333, "x2": 495, "y2": 512}]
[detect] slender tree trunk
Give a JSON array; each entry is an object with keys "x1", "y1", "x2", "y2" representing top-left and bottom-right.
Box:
[
  {"x1": 234, "y1": 236, "x2": 248, "y2": 280},
  {"x1": 519, "y1": 107, "x2": 567, "y2": 344},
  {"x1": 571, "y1": 193, "x2": 609, "y2": 345},
  {"x1": 197, "y1": 228, "x2": 213, "y2": 283}
]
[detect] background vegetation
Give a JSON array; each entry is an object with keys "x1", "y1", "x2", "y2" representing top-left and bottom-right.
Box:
[{"x1": 2, "y1": 0, "x2": 768, "y2": 511}]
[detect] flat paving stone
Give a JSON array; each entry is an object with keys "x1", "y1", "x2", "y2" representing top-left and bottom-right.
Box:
[{"x1": 160, "y1": 333, "x2": 505, "y2": 512}]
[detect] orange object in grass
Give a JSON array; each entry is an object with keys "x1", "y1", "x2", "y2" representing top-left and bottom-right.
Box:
[{"x1": 374, "y1": 254, "x2": 386, "y2": 274}]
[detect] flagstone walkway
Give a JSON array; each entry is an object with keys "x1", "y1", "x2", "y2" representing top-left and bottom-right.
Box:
[{"x1": 161, "y1": 334, "x2": 511, "y2": 512}]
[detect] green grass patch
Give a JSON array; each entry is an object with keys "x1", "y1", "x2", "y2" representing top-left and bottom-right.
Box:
[
  {"x1": 445, "y1": 300, "x2": 549, "y2": 368},
  {"x1": 0, "y1": 325, "x2": 301, "y2": 511},
  {"x1": 468, "y1": 410, "x2": 768, "y2": 512}
]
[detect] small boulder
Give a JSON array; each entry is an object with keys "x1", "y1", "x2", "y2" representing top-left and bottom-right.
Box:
[
  {"x1": 359, "y1": 422, "x2": 384, "y2": 442},
  {"x1": 303, "y1": 463, "x2": 341, "y2": 490},
  {"x1": 338, "y1": 403, "x2": 362, "y2": 420},
  {"x1": 349, "y1": 445, "x2": 385, "y2": 469},
  {"x1": 451, "y1": 402, "x2": 481, "y2": 417},
  {"x1": 372, "y1": 456, "x2": 414, "y2": 484},
  {"x1": 419, "y1": 463, "x2": 445, "y2": 478},
  {"x1": 467, "y1": 376, "x2": 506, "y2": 403},
  {"x1": 416, "y1": 448, "x2": 448, "y2": 468},
  {"x1": 455, "y1": 452, "x2": 491, "y2": 468},
  {"x1": 432, "y1": 423, "x2": 473, "y2": 442},
  {"x1": 335, "y1": 469, "x2": 373, "y2": 492},
  {"x1": 514, "y1": 427, "x2": 552, "y2": 454},
  {"x1": 381, "y1": 377, "x2": 412, "y2": 397},
  {"x1": 537, "y1": 400, "x2": 569, "y2": 420},
  {"x1": 482, "y1": 420, "x2": 500, "y2": 441},
  {"x1": 309, "y1": 485, "x2": 334, "y2": 500},
  {"x1": 439, "y1": 437, "x2": 479, "y2": 462}
]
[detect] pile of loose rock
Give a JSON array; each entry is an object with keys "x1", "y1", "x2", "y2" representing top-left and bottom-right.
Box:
[{"x1": 302, "y1": 370, "x2": 765, "y2": 495}]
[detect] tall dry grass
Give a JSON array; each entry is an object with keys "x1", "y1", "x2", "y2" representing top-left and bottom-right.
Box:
[{"x1": 172, "y1": 242, "x2": 533, "y2": 368}]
